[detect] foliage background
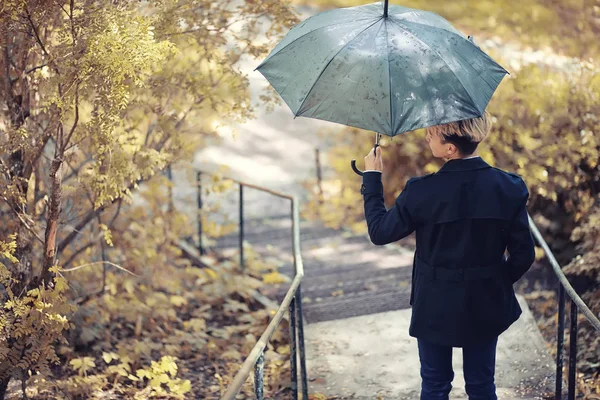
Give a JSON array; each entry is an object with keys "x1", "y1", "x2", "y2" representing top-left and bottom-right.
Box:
[
  {"x1": 0, "y1": 0, "x2": 297, "y2": 398},
  {"x1": 0, "y1": 0, "x2": 599, "y2": 398}
]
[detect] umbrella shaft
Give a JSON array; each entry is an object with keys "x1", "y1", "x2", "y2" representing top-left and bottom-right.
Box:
[{"x1": 383, "y1": 0, "x2": 388, "y2": 17}]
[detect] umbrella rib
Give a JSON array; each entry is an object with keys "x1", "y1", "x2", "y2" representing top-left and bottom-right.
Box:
[
  {"x1": 341, "y1": 22, "x2": 383, "y2": 129},
  {"x1": 384, "y1": 19, "x2": 394, "y2": 136},
  {"x1": 256, "y1": 17, "x2": 378, "y2": 69},
  {"x1": 294, "y1": 19, "x2": 382, "y2": 117},
  {"x1": 388, "y1": 18, "x2": 478, "y2": 115}
]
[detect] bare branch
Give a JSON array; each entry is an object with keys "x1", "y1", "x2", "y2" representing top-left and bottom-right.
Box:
[
  {"x1": 57, "y1": 127, "x2": 172, "y2": 256},
  {"x1": 109, "y1": 198, "x2": 123, "y2": 226},
  {"x1": 56, "y1": 179, "x2": 140, "y2": 254},
  {"x1": 0, "y1": 195, "x2": 44, "y2": 245},
  {"x1": 15, "y1": 210, "x2": 44, "y2": 245},
  {"x1": 60, "y1": 261, "x2": 137, "y2": 276},
  {"x1": 62, "y1": 83, "x2": 79, "y2": 150},
  {"x1": 25, "y1": 127, "x2": 53, "y2": 179},
  {"x1": 62, "y1": 157, "x2": 92, "y2": 183},
  {"x1": 24, "y1": 6, "x2": 50, "y2": 59},
  {"x1": 25, "y1": 63, "x2": 47, "y2": 74},
  {"x1": 143, "y1": 119, "x2": 157, "y2": 147},
  {"x1": 61, "y1": 239, "x2": 96, "y2": 269}
]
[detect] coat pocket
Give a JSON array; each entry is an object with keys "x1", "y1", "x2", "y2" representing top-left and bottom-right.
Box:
[{"x1": 468, "y1": 277, "x2": 513, "y2": 331}]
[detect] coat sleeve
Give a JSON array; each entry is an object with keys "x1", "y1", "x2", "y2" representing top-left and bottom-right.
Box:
[
  {"x1": 362, "y1": 172, "x2": 416, "y2": 246},
  {"x1": 505, "y1": 181, "x2": 536, "y2": 283}
]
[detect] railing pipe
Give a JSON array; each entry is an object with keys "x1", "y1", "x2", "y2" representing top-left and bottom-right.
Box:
[
  {"x1": 297, "y1": 284, "x2": 309, "y2": 399},
  {"x1": 556, "y1": 283, "x2": 566, "y2": 398},
  {"x1": 221, "y1": 274, "x2": 303, "y2": 400},
  {"x1": 196, "y1": 172, "x2": 206, "y2": 255},
  {"x1": 568, "y1": 300, "x2": 578, "y2": 400},
  {"x1": 240, "y1": 184, "x2": 245, "y2": 272},
  {"x1": 289, "y1": 296, "x2": 298, "y2": 400},
  {"x1": 193, "y1": 172, "x2": 306, "y2": 400},
  {"x1": 254, "y1": 353, "x2": 265, "y2": 400},
  {"x1": 291, "y1": 199, "x2": 304, "y2": 276},
  {"x1": 290, "y1": 198, "x2": 309, "y2": 398},
  {"x1": 528, "y1": 214, "x2": 600, "y2": 400},
  {"x1": 528, "y1": 215, "x2": 600, "y2": 330}
]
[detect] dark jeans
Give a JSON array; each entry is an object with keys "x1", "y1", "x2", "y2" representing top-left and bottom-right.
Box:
[{"x1": 417, "y1": 337, "x2": 498, "y2": 400}]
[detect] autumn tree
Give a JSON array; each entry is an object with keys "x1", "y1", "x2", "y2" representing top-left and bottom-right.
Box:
[{"x1": 0, "y1": 0, "x2": 296, "y2": 397}]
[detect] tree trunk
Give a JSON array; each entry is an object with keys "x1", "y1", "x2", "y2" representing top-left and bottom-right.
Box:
[{"x1": 41, "y1": 157, "x2": 63, "y2": 285}]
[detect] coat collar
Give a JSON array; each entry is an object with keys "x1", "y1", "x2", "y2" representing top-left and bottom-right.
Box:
[{"x1": 437, "y1": 156, "x2": 492, "y2": 173}]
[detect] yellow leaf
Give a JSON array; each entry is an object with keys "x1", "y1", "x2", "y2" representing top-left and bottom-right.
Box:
[
  {"x1": 159, "y1": 356, "x2": 178, "y2": 377},
  {"x1": 69, "y1": 359, "x2": 82, "y2": 369},
  {"x1": 171, "y1": 379, "x2": 192, "y2": 395},
  {"x1": 136, "y1": 369, "x2": 149, "y2": 379},
  {"x1": 262, "y1": 271, "x2": 289, "y2": 284},
  {"x1": 102, "y1": 352, "x2": 119, "y2": 364},
  {"x1": 169, "y1": 295, "x2": 187, "y2": 307},
  {"x1": 205, "y1": 268, "x2": 218, "y2": 280},
  {"x1": 70, "y1": 357, "x2": 95, "y2": 376},
  {"x1": 158, "y1": 373, "x2": 170, "y2": 383}
]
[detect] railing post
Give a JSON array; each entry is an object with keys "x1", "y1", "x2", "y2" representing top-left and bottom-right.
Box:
[
  {"x1": 239, "y1": 184, "x2": 245, "y2": 272},
  {"x1": 296, "y1": 285, "x2": 309, "y2": 400},
  {"x1": 101, "y1": 241, "x2": 107, "y2": 295},
  {"x1": 254, "y1": 352, "x2": 265, "y2": 400},
  {"x1": 96, "y1": 213, "x2": 108, "y2": 295},
  {"x1": 290, "y1": 198, "x2": 307, "y2": 398},
  {"x1": 291, "y1": 199, "x2": 298, "y2": 276},
  {"x1": 289, "y1": 296, "x2": 298, "y2": 400},
  {"x1": 315, "y1": 148, "x2": 324, "y2": 206},
  {"x1": 166, "y1": 165, "x2": 174, "y2": 212},
  {"x1": 556, "y1": 283, "x2": 566, "y2": 399},
  {"x1": 568, "y1": 300, "x2": 578, "y2": 400},
  {"x1": 196, "y1": 172, "x2": 206, "y2": 256}
]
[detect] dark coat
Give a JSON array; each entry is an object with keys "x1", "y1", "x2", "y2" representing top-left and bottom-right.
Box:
[{"x1": 361, "y1": 157, "x2": 535, "y2": 347}]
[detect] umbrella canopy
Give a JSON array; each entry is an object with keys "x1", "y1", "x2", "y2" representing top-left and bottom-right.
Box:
[{"x1": 256, "y1": 2, "x2": 508, "y2": 137}]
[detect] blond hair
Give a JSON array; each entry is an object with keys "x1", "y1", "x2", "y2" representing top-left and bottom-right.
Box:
[
  {"x1": 429, "y1": 111, "x2": 492, "y2": 143},
  {"x1": 428, "y1": 111, "x2": 492, "y2": 155}
]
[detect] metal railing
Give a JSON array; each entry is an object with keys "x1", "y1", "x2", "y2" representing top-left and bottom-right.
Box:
[
  {"x1": 194, "y1": 171, "x2": 308, "y2": 400},
  {"x1": 528, "y1": 215, "x2": 600, "y2": 400}
]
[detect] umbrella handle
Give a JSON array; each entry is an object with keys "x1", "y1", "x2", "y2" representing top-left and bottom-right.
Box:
[
  {"x1": 351, "y1": 159, "x2": 363, "y2": 176},
  {"x1": 350, "y1": 143, "x2": 379, "y2": 176}
]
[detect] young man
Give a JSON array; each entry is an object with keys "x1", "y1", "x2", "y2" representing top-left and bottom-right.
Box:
[{"x1": 361, "y1": 112, "x2": 536, "y2": 400}]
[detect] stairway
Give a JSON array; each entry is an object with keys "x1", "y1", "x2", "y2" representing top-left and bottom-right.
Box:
[
  {"x1": 211, "y1": 214, "x2": 416, "y2": 323},
  {"x1": 210, "y1": 213, "x2": 557, "y2": 399}
]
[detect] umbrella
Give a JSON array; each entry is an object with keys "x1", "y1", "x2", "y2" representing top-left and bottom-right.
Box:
[{"x1": 256, "y1": 1, "x2": 508, "y2": 175}]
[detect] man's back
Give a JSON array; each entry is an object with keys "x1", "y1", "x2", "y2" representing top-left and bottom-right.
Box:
[
  {"x1": 362, "y1": 157, "x2": 536, "y2": 346},
  {"x1": 409, "y1": 158, "x2": 528, "y2": 273}
]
